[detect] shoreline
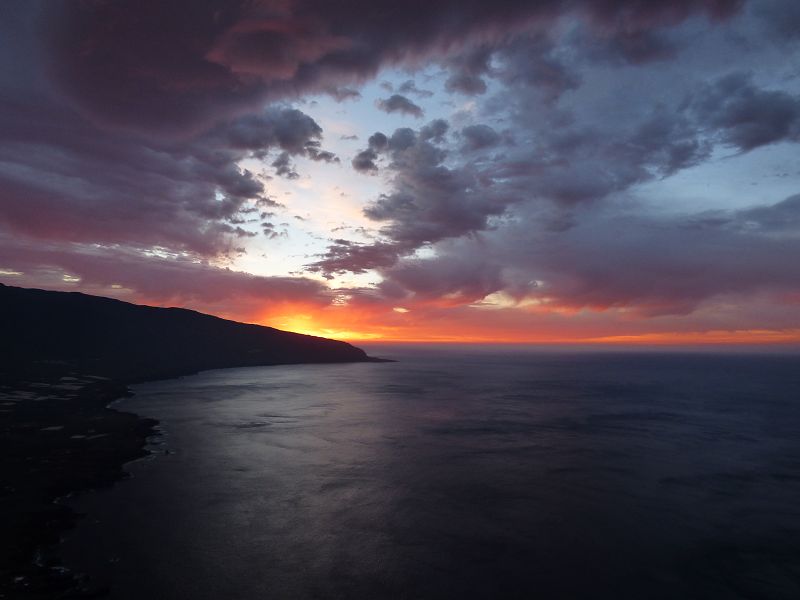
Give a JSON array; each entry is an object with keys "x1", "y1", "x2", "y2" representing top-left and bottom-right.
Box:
[
  {"x1": 0, "y1": 370, "x2": 159, "y2": 598},
  {"x1": 0, "y1": 357, "x2": 387, "y2": 599}
]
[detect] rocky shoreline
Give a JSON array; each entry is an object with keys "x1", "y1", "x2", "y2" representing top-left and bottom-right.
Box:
[{"x1": 0, "y1": 368, "x2": 158, "y2": 599}]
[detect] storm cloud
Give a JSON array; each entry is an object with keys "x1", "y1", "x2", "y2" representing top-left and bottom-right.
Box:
[{"x1": 38, "y1": 0, "x2": 742, "y2": 135}]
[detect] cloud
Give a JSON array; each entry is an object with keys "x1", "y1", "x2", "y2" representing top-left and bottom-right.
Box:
[
  {"x1": 460, "y1": 124, "x2": 501, "y2": 151},
  {"x1": 12, "y1": 0, "x2": 800, "y2": 343},
  {"x1": 271, "y1": 152, "x2": 299, "y2": 180},
  {"x1": 585, "y1": 30, "x2": 678, "y2": 64},
  {"x1": 351, "y1": 149, "x2": 381, "y2": 174},
  {"x1": 0, "y1": 234, "x2": 333, "y2": 320},
  {"x1": 493, "y1": 36, "x2": 581, "y2": 102},
  {"x1": 308, "y1": 239, "x2": 405, "y2": 278},
  {"x1": 317, "y1": 121, "x2": 517, "y2": 276},
  {"x1": 420, "y1": 120, "x2": 450, "y2": 143},
  {"x1": 375, "y1": 194, "x2": 800, "y2": 316},
  {"x1": 375, "y1": 94, "x2": 425, "y2": 118},
  {"x1": 351, "y1": 132, "x2": 391, "y2": 174},
  {"x1": 0, "y1": 90, "x2": 331, "y2": 255},
  {"x1": 37, "y1": 0, "x2": 743, "y2": 135},
  {"x1": 327, "y1": 83, "x2": 718, "y2": 278},
  {"x1": 325, "y1": 86, "x2": 362, "y2": 102},
  {"x1": 398, "y1": 80, "x2": 434, "y2": 98},
  {"x1": 313, "y1": 11, "x2": 800, "y2": 297},
  {"x1": 209, "y1": 107, "x2": 323, "y2": 154},
  {"x1": 756, "y1": 0, "x2": 800, "y2": 42},
  {"x1": 445, "y1": 73, "x2": 488, "y2": 95},
  {"x1": 689, "y1": 72, "x2": 800, "y2": 152},
  {"x1": 444, "y1": 46, "x2": 493, "y2": 96}
]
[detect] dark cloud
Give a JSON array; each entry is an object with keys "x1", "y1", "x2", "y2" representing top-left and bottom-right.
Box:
[
  {"x1": 39, "y1": 0, "x2": 534, "y2": 134},
  {"x1": 0, "y1": 78, "x2": 327, "y2": 255},
  {"x1": 37, "y1": 0, "x2": 742, "y2": 135},
  {"x1": 689, "y1": 72, "x2": 800, "y2": 152},
  {"x1": 211, "y1": 107, "x2": 323, "y2": 154},
  {"x1": 377, "y1": 194, "x2": 800, "y2": 315},
  {"x1": 445, "y1": 73, "x2": 488, "y2": 95},
  {"x1": 352, "y1": 149, "x2": 380, "y2": 174},
  {"x1": 398, "y1": 80, "x2": 434, "y2": 98},
  {"x1": 326, "y1": 86, "x2": 362, "y2": 102},
  {"x1": 351, "y1": 132, "x2": 391, "y2": 174},
  {"x1": 381, "y1": 254, "x2": 511, "y2": 305},
  {"x1": 304, "y1": 141, "x2": 340, "y2": 163},
  {"x1": 376, "y1": 94, "x2": 425, "y2": 118},
  {"x1": 756, "y1": 0, "x2": 800, "y2": 42},
  {"x1": 595, "y1": 30, "x2": 678, "y2": 64},
  {"x1": 460, "y1": 124, "x2": 501, "y2": 151},
  {"x1": 737, "y1": 194, "x2": 800, "y2": 232},
  {"x1": 420, "y1": 119, "x2": 450, "y2": 143},
  {"x1": 493, "y1": 36, "x2": 581, "y2": 102},
  {"x1": 444, "y1": 46, "x2": 493, "y2": 96},
  {"x1": 388, "y1": 128, "x2": 418, "y2": 152},
  {"x1": 1, "y1": 6, "x2": 339, "y2": 260},
  {"x1": 272, "y1": 152, "x2": 300, "y2": 179},
  {"x1": 369, "y1": 132, "x2": 390, "y2": 151},
  {"x1": 580, "y1": 0, "x2": 743, "y2": 30},
  {"x1": 308, "y1": 240, "x2": 404, "y2": 278}
]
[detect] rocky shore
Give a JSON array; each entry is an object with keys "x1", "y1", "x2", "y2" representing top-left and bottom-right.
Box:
[{"x1": 0, "y1": 367, "x2": 157, "y2": 598}]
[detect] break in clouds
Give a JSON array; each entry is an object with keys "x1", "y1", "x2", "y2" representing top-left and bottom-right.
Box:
[{"x1": 1, "y1": 0, "x2": 800, "y2": 336}]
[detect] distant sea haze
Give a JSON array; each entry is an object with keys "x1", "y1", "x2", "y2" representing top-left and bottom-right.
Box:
[{"x1": 63, "y1": 346, "x2": 800, "y2": 599}]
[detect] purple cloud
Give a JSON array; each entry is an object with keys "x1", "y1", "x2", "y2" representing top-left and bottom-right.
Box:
[{"x1": 376, "y1": 95, "x2": 425, "y2": 118}]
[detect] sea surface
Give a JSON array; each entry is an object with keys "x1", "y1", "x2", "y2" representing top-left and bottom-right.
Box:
[{"x1": 62, "y1": 347, "x2": 800, "y2": 599}]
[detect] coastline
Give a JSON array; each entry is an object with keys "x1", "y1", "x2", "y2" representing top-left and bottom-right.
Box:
[
  {"x1": 0, "y1": 369, "x2": 159, "y2": 598},
  {"x1": 0, "y1": 356, "x2": 389, "y2": 598}
]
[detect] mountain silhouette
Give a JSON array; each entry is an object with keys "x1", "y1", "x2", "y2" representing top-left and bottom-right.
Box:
[{"x1": 0, "y1": 283, "x2": 375, "y2": 381}]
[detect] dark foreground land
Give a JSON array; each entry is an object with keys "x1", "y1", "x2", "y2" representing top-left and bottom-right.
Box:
[{"x1": 0, "y1": 283, "x2": 375, "y2": 598}]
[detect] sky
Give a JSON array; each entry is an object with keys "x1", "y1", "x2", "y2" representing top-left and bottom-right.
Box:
[{"x1": 1, "y1": 0, "x2": 800, "y2": 344}]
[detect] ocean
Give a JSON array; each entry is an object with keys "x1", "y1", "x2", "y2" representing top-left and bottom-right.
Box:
[{"x1": 61, "y1": 346, "x2": 800, "y2": 599}]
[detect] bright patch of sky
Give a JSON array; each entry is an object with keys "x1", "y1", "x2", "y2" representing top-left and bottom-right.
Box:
[{"x1": 231, "y1": 65, "x2": 486, "y2": 288}]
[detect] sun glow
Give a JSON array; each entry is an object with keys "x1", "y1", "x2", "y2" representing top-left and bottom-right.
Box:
[{"x1": 251, "y1": 300, "x2": 800, "y2": 346}]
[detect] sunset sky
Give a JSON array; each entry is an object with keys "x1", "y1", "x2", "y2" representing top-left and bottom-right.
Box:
[{"x1": 2, "y1": 0, "x2": 800, "y2": 344}]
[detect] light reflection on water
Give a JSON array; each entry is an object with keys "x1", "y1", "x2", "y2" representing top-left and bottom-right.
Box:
[{"x1": 63, "y1": 348, "x2": 800, "y2": 599}]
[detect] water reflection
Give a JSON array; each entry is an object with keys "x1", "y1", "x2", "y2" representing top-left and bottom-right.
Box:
[{"x1": 63, "y1": 350, "x2": 800, "y2": 599}]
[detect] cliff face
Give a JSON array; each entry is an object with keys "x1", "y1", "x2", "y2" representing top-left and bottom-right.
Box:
[{"x1": 0, "y1": 283, "x2": 371, "y2": 381}]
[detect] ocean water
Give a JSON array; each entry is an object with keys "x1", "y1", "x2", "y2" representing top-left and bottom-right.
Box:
[{"x1": 62, "y1": 347, "x2": 800, "y2": 599}]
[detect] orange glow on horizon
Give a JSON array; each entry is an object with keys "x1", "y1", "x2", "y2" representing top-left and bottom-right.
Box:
[
  {"x1": 250, "y1": 302, "x2": 800, "y2": 346},
  {"x1": 131, "y1": 294, "x2": 800, "y2": 348}
]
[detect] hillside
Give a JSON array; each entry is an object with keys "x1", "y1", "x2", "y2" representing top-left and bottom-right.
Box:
[{"x1": 0, "y1": 283, "x2": 372, "y2": 381}]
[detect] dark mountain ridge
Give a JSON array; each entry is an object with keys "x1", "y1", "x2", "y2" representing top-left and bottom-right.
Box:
[{"x1": 0, "y1": 282, "x2": 374, "y2": 381}]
